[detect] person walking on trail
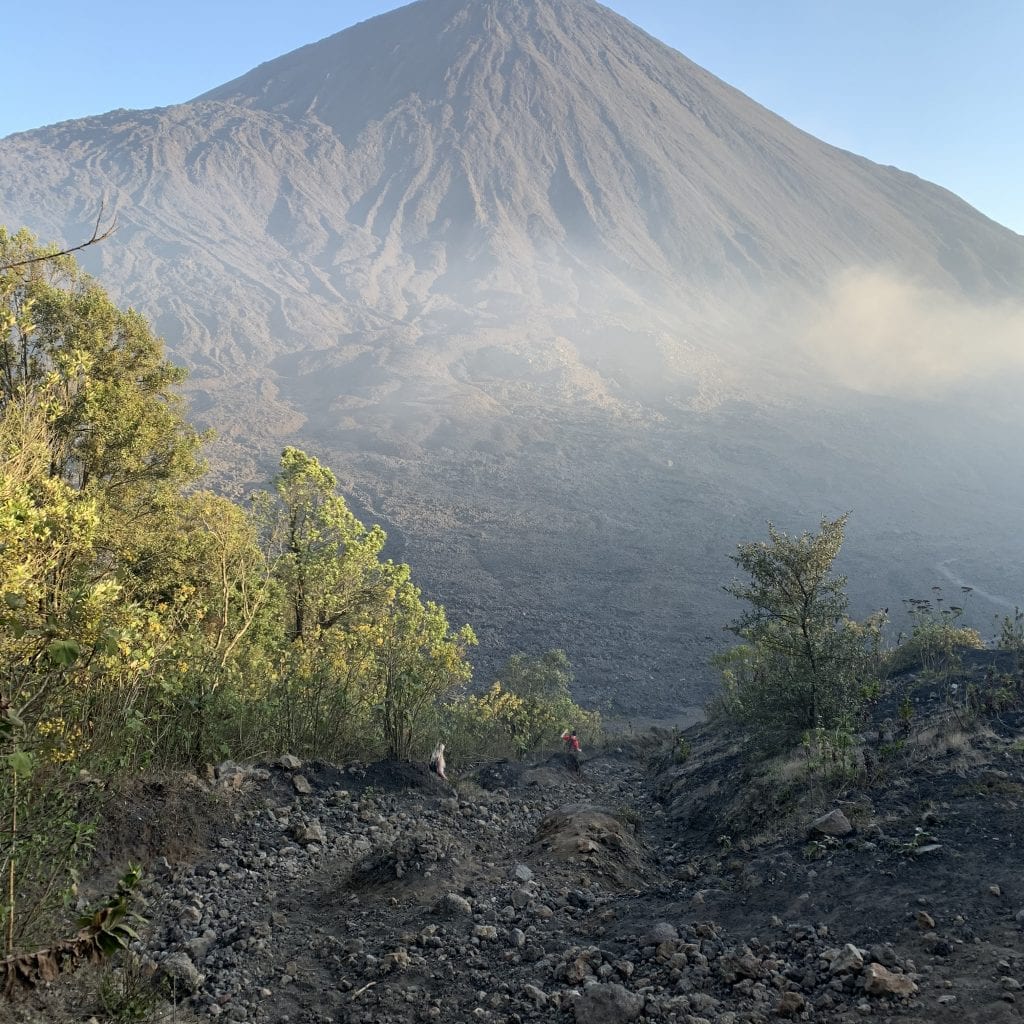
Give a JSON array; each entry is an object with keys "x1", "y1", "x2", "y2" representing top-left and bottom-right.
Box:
[
  {"x1": 561, "y1": 729, "x2": 582, "y2": 774},
  {"x1": 429, "y1": 741, "x2": 448, "y2": 781}
]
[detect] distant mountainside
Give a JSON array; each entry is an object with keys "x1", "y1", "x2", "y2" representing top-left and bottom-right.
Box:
[{"x1": 3, "y1": 0, "x2": 1023, "y2": 710}]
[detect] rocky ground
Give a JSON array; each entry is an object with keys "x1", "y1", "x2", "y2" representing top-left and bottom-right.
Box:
[{"x1": 5, "y1": 653, "x2": 1024, "y2": 1024}]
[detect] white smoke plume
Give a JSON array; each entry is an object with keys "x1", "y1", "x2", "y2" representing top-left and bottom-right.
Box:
[{"x1": 799, "y1": 268, "x2": 1024, "y2": 396}]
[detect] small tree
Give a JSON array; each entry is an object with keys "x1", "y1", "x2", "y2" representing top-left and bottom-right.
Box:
[
  {"x1": 264, "y1": 446, "x2": 388, "y2": 644},
  {"x1": 497, "y1": 650, "x2": 599, "y2": 752},
  {"x1": 0, "y1": 227, "x2": 204, "y2": 498},
  {"x1": 717, "y1": 513, "x2": 883, "y2": 750},
  {"x1": 372, "y1": 570, "x2": 476, "y2": 761}
]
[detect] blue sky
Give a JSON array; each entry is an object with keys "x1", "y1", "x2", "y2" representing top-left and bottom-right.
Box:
[{"x1": 4, "y1": 1, "x2": 1022, "y2": 233}]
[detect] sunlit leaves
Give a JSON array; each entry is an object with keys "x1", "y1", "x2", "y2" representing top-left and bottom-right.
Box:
[
  {"x1": 45, "y1": 640, "x2": 81, "y2": 667},
  {"x1": 718, "y1": 513, "x2": 885, "y2": 749},
  {"x1": 6, "y1": 750, "x2": 33, "y2": 779}
]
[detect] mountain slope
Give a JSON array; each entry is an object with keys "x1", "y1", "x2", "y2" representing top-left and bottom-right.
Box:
[
  {"x1": 199, "y1": 0, "x2": 1023, "y2": 299},
  {"x1": 2, "y1": 0, "x2": 1023, "y2": 707}
]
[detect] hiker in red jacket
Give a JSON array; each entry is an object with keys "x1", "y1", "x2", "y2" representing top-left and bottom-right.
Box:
[{"x1": 562, "y1": 729, "x2": 582, "y2": 774}]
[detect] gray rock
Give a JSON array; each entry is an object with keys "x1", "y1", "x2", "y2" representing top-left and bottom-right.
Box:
[
  {"x1": 436, "y1": 892, "x2": 473, "y2": 917},
  {"x1": 276, "y1": 754, "x2": 302, "y2": 770},
  {"x1": 830, "y1": 943, "x2": 865, "y2": 975},
  {"x1": 185, "y1": 931, "x2": 217, "y2": 962},
  {"x1": 572, "y1": 983, "x2": 645, "y2": 1024},
  {"x1": 523, "y1": 983, "x2": 548, "y2": 1006},
  {"x1": 213, "y1": 763, "x2": 249, "y2": 791},
  {"x1": 159, "y1": 952, "x2": 203, "y2": 993},
  {"x1": 777, "y1": 990, "x2": 806, "y2": 1017},
  {"x1": 513, "y1": 862, "x2": 534, "y2": 882},
  {"x1": 721, "y1": 951, "x2": 761, "y2": 981},
  {"x1": 292, "y1": 775, "x2": 313, "y2": 795},
  {"x1": 810, "y1": 809, "x2": 853, "y2": 837},
  {"x1": 180, "y1": 905, "x2": 202, "y2": 925},
  {"x1": 641, "y1": 921, "x2": 679, "y2": 945},
  {"x1": 613, "y1": 959, "x2": 634, "y2": 978},
  {"x1": 867, "y1": 944, "x2": 897, "y2": 968},
  {"x1": 863, "y1": 962, "x2": 918, "y2": 997},
  {"x1": 293, "y1": 820, "x2": 327, "y2": 845}
]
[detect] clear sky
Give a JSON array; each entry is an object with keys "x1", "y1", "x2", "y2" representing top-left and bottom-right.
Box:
[{"x1": 3, "y1": 1, "x2": 1022, "y2": 234}]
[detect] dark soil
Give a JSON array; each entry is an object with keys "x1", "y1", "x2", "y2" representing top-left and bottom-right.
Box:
[{"x1": 6, "y1": 658, "x2": 1024, "y2": 1024}]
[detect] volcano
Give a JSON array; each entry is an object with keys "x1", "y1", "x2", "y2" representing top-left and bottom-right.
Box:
[{"x1": 3, "y1": 0, "x2": 1023, "y2": 710}]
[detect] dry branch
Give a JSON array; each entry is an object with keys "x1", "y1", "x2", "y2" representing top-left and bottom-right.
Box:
[{"x1": 0, "y1": 204, "x2": 118, "y2": 271}]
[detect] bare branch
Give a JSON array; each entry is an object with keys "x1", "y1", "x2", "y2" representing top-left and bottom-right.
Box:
[{"x1": 0, "y1": 204, "x2": 118, "y2": 271}]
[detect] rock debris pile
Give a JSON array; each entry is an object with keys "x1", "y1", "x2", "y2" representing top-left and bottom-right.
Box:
[{"x1": 121, "y1": 754, "x2": 941, "y2": 1024}]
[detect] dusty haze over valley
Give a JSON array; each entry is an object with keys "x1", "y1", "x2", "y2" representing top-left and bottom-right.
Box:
[{"x1": 3, "y1": 0, "x2": 1023, "y2": 711}]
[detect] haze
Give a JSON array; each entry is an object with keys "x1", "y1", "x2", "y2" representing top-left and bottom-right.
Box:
[{"x1": 2, "y1": 0, "x2": 1022, "y2": 710}]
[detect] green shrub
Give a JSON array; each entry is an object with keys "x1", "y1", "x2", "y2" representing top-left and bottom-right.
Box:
[
  {"x1": 97, "y1": 952, "x2": 160, "y2": 1023},
  {"x1": 437, "y1": 652, "x2": 601, "y2": 766},
  {"x1": 801, "y1": 725, "x2": 858, "y2": 783},
  {"x1": 673, "y1": 737, "x2": 692, "y2": 763},
  {"x1": 889, "y1": 593, "x2": 983, "y2": 677},
  {"x1": 996, "y1": 607, "x2": 1024, "y2": 652},
  {"x1": 715, "y1": 515, "x2": 885, "y2": 753},
  {"x1": 0, "y1": 702, "x2": 95, "y2": 952}
]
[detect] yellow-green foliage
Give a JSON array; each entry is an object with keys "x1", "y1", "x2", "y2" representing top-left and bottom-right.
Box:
[
  {"x1": 0, "y1": 230, "x2": 489, "y2": 952},
  {"x1": 439, "y1": 652, "x2": 602, "y2": 766},
  {"x1": 441, "y1": 683, "x2": 530, "y2": 763},
  {"x1": 715, "y1": 515, "x2": 885, "y2": 751},
  {"x1": 888, "y1": 594, "x2": 984, "y2": 676},
  {"x1": 997, "y1": 608, "x2": 1024, "y2": 652}
]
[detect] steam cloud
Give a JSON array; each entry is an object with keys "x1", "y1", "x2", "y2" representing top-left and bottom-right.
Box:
[{"x1": 799, "y1": 268, "x2": 1024, "y2": 396}]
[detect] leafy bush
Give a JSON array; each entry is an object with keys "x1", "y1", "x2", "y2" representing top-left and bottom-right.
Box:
[
  {"x1": 714, "y1": 514, "x2": 885, "y2": 752},
  {"x1": 438, "y1": 652, "x2": 601, "y2": 766},
  {"x1": 673, "y1": 737, "x2": 692, "y2": 763},
  {"x1": 439, "y1": 683, "x2": 531, "y2": 764},
  {"x1": 800, "y1": 725, "x2": 859, "y2": 784},
  {"x1": 0, "y1": 754, "x2": 94, "y2": 952},
  {"x1": 0, "y1": 230, "x2": 482, "y2": 952},
  {"x1": 888, "y1": 592, "x2": 983, "y2": 677},
  {"x1": 0, "y1": 866, "x2": 143, "y2": 996},
  {"x1": 996, "y1": 607, "x2": 1024, "y2": 652}
]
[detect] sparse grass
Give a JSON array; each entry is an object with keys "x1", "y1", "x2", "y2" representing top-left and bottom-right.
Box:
[
  {"x1": 878, "y1": 715, "x2": 998, "y2": 771},
  {"x1": 96, "y1": 952, "x2": 161, "y2": 1023},
  {"x1": 449, "y1": 777, "x2": 487, "y2": 802},
  {"x1": 932, "y1": 726, "x2": 972, "y2": 752},
  {"x1": 774, "y1": 753, "x2": 808, "y2": 784},
  {"x1": 703, "y1": 745, "x2": 867, "y2": 847},
  {"x1": 743, "y1": 830, "x2": 778, "y2": 850},
  {"x1": 613, "y1": 805, "x2": 642, "y2": 834}
]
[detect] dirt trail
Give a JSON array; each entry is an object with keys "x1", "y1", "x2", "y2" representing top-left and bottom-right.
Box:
[{"x1": 9, "y1": 668, "x2": 1024, "y2": 1023}]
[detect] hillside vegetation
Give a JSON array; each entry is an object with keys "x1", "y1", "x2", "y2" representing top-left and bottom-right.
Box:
[{"x1": 0, "y1": 230, "x2": 594, "y2": 958}]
